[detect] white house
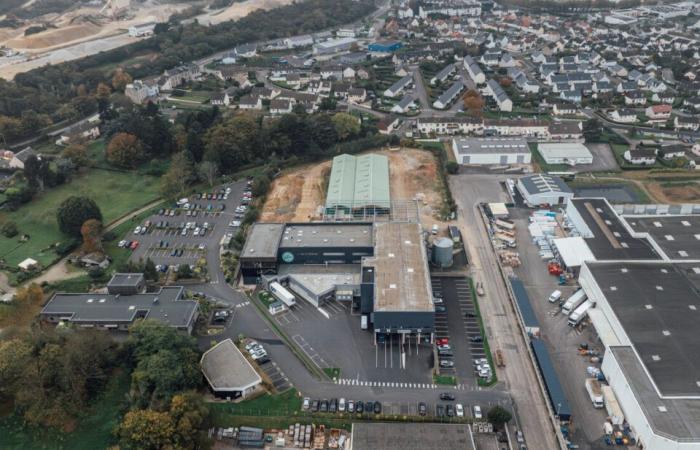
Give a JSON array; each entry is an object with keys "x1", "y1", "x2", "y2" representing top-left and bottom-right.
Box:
[
  {"x1": 464, "y1": 56, "x2": 486, "y2": 84},
  {"x1": 392, "y1": 95, "x2": 416, "y2": 114},
  {"x1": 383, "y1": 74, "x2": 413, "y2": 98},
  {"x1": 210, "y1": 92, "x2": 230, "y2": 106},
  {"x1": 238, "y1": 95, "x2": 262, "y2": 110},
  {"x1": 623, "y1": 148, "x2": 657, "y2": 165},
  {"x1": 486, "y1": 79, "x2": 512, "y2": 112},
  {"x1": 128, "y1": 23, "x2": 156, "y2": 37},
  {"x1": 610, "y1": 109, "x2": 638, "y2": 123}
]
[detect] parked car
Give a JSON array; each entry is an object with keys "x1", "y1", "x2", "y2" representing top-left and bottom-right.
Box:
[
  {"x1": 473, "y1": 405, "x2": 482, "y2": 419},
  {"x1": 437, "y1": 344, "x2": 451, "y2": 351},
  {"x1": 355, "y1": 400, "x2": 364, "y2": 413},
  {"x1": 456, "y1": 404, "x2": 464, "y2": 417},
  {"x1": 311, "y1": 400, "x2": 319, "y2": 412},
  {"x1": 470, "y1": 335, "x2": 484, "y2": 343},
  {"x1": 436, "y1": 338, "x2": 449, "y2": 346},
  {"x1": 338, "y1": 398, "x2": 346, "y2": 412},
  {"x1": 365, "y1": 401, "x2": 373, "y2": 413},
  {"x1": 329, "y1": 398, "x2": 337, "y2": 413},
  {"x1": 438, "y1": 350, "x2": 454, "y2": 357},
  {"x1": 347, "y1": 400, "x2": 355, "y2": 413},
  {"x1": 433, "y1": 297, "x2": 443, "y2": 304},
  {"x1": 446, "y1": 404, "x2": 455, "y2": 417},
  {"x1": 302, "y1": 397, "x2": 310, "y2": 411},
  {"x1": 320, "y1": 400, "x2": 328, "y2": 412},
  {"x1": 374, "y1": 402, "x2": 381, "y2": 414},
  {"x1": 439, "y1": 360, "x2": 454, "y2": 368},
  {"x1": 418, "y1": 402, "x2": 427, "y2": 416},
  {"x1": 130, "y1": 241, "x2": 139, "y2": 250},
  {"x1": 436, "y1": 405, "x2": 445, "y2": 417},
  {"x1": 435, "y1": 305, "x2": 446, "y2": 313},
  {"x1": 439, "y1": 393, "x2": 455, "y2": 401}
]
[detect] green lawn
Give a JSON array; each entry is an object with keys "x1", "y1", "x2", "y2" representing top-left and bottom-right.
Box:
[
  {"x1": 0, "y1": 169, "x2": 160, "y2": 271},
  {"x1": 0, "y1": 368, "x2": 129, "y2": 450},
  {"x1": 323, "y1": 368, "x2": 340, "y2": 380},
  {"x1": 433, "y1": 374, "x2": 457, "y2": 385},
  {"x1": 209, "y1": 389, "x2": 303, "y2": 424}
]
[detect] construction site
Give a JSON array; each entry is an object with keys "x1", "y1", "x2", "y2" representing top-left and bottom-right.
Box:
[{"x1": 261, "y1": 148, "x2": 451, "y2": 231}]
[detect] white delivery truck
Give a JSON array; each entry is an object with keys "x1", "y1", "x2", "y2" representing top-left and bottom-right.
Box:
[
  {"x1": 361, "y1": 315, "x2": 368, "y2": 330},
  {"x1": 548, "y1": 290, "x2": 562, "y2": 303},
  {"x1": 561, "y1": 289, "x2": 587, "y2": 315},
  {"x1": 568, "y1": 299, "x2": 593, "y2": 326},
  {"x1": 585, "y1": 378, "x2": 605, "y2": 408},
  {"x1": 269, "y1": 282, "x2": 296, "y2": 307}
]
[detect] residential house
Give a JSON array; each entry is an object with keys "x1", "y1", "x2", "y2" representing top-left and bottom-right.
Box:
[
  {"x1": 384, "y1": 74, "x2": 413, "y2": 98},
  {"x1": 392, "y1": 95, "x2": 416, "y2": 114},
  {"x1": 234, "y1": 44, "x2": 258, "y2": 58},
  {"x1": 464, "y1": 56, "x2": 486, "y2": 84},
  {"x1": 610, "y1": 109, "x2": 638, "y2": 123},
  {"x1": 432, "y1": 81, "x2": 464, "y2": 110},
  {"x1": 320, "y1": 66, "x2": 344, "y2": 80},
  {"x1": 658, "y1": 145, "x2": 686, "y2": 160},
  {"x1": 125, "y1": 80, "x2": 160, "y2": 104},
  {"x1": 645, "y1": 104, "x2": 671, "y2": 121},
  {"x1": 486, "y1": 79, "x2": 512, "y2": 112},
  {"x1": 251, "y1": 86, "x2": 280, "y2": 100},
  {"x1": 430, "y1": 63, "x2": 456, "y2": 86},
  {"x1": 54, "y1": 121, "x2": 100, "y2": 146},
  {"x1": 347, "y1": 88, "x2": 367, "y2": 103},
  {"x1": 159, "y1": 64, "x2": 200, "y2": 91},
  {"x1": 343, "y1": 67, "x2": 356, "y2": 79},
  {"x1": 377, "y1": 117, "x2": 400, "y2": 134},
  {"x1": 483, "y1": 119, "x2": 548, "y2": 138},
  {"x1": 623, "y1": 147, "x2": 657, "y2": 165},
  {"x1": 270, "y1": 99, "x2": 293, "y2": 115},
  {"x1": 239, "y1": 95, "x2": 263, "y2": 110},
  {"x1": 417, "y1": 117, "x2": 484, "y2": 136},
  {"x1": 548, "y1": 121, "x2": 583, "y2": 140},
  {"x1": 284, "y1": 35, "x2": 314, "y2": 49},
  {"x1": 210, "y1": 92, "x2": 230, "y2": 106},
  {"x1": 674, "y1": 115, "x2": 700, "y2": 131},
  {"x1": 624, "y1": 91, "x2": 647, "y2": 106},
  {"x1": 552, "y1": 101, "x2": 577, "y2": 116},
  {"x1": 9, "y1": 147, "x2": 36, "y2": 170}
]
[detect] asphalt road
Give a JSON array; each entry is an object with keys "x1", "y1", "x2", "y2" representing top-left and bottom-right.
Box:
[{"x1": 449, "y1": 173, "x2": 561, "y2": 450}]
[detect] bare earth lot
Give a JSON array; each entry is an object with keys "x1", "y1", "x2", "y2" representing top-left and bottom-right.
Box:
[
  {"x1": 646, "y1": 182, "x2": 700, "y2": 204},
  {"x1": 261, "y1": 148, "x2": 448, "y2": 228}
]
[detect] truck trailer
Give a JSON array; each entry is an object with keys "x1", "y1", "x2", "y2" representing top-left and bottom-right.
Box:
[
  {"x1": 601, "y1": 385, "x2": 625, "y2": 425},
  {"x1": 585, "y1": 378, "x2": 604, "y2": 408},
  {"x1": 562, "y1": 289, "x2": 587, "y2": 315},
  {"x1": 269, "y1": 282, "x2": 296, "y2": 307},
  {"x1": 568, "y1": 299, "x2": 593, "y2": 326}
]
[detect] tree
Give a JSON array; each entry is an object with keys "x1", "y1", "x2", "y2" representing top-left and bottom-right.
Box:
[
  {"x1": 106, "y1": 132, "x2": 144, "y2": 168},
  {"x1": 445, "y1": 160, "x2": 459, "y2": 174},
  {"x1": 204, "y1": 114, "x2": 259, "y2": 172},
  {"x1": 487, "y1": 405, "x2": 513, "y2": 427},
  {"x1": 56, "y1": 196, "x2": 102, "y2": 237},
  {"x1": 1, "y1": 221, "x2": 18, "y2": 238},
  {"x1": 62, "y1": 142, "x2": 89, "y2": 168},
  {"x1": 13, "y1": 283, "x2": 44, "y2": 307},
  {"x1": 332, "y1": 112, "x2": 361, "y2": 140},
  {"x1": 95, "y1": 82, "x2": 111, "y2": 101},
  {"x1": 144, "y1": 258, "x2": 158, "y2": 281},
  {"x1": 117, "y1": 409, "x2": 175, "y2": 450},
  {"x1": 161, "y1": 152, "x2": 195, "y2": 198},
  {"x1": 462, "y1": 89, "x2": 484, "y2": 116},
  {"x1": 499, "y1": 77, "x2": 513, "y2": 88},
  {"x1": 80, "y1": 218, "x2": 103, "y2": 253},
  {"x1": 112, "y1": 68, "x2": 133, "y2": 91},
  {"x1": 23, "y1": 154, "x2": 51, "y2": 191},
  {"x1": 169, "y1": 392, "x2": 209, "y2": 449},
  {"x1": 197, "y1": 161, "x2": 219, "y2": 187},
  {"x1": 177, "y1": 264, "x2": 193, "y2": 279}
]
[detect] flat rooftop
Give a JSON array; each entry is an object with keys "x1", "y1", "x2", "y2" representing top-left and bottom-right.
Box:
[
  {"x1": 363, "y1": 222, "x2": 433, "y2": 312},
  {"x1": 241, "y1": 223, "x2": 285, "y2": 259},
  {"x1": 351, "y1": 423, "x2": 475, "y2": 450},
  {"x1": 571, "y1": 198, "x2": 660, "y2": 260},
  {"x1": 519, "y1": 174, "x2": 572, "y2": 195},
  {"x1": 453, "y1": 137, "x2": 529, "y2": 155},
  {"x1": 587, "y1": 262, "x2": 700, "y2": 397},
  {"x1": 41, "y1": 286, "x2": 196, "y2": 328},
  {"x1": 200, "y1": 339, "x2": 261, "y2": 390},
  {"x1": 278, "y1": 264, "x2": 361, "y2": 296},
  {"x1": 108, "y1": 273, "x2": 144, "y2": 286},
  {"x1": 279, "y1": 223, "x2": 373, "y2": 248},
  {"x1": 537, "y1": 142, "x2": 592, "y2": 159},
  {"x1": 611, "y1": 346, "x2": 700, "y2": 440},
  {"x1": 624, "y1": 215, "x2": 700, "y2": 260}
]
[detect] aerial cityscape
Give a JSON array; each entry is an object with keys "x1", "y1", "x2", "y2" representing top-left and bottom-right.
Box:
[{"x1": 0, "y1": 0, "x2": 699, "y2": 448}]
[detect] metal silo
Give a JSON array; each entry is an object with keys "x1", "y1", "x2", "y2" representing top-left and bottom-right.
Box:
[{"x1": 433, "y1": 237, "x2": 454, "y2": 268}]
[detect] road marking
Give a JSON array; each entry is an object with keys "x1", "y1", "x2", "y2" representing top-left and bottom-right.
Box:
[{"x1": 317, "y1": 307, "x2": 330, "y2": 319}]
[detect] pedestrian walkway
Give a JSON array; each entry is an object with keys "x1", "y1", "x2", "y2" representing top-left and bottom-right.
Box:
[{"x1": 334, "y1": 378, "x2": 474, "y2": 391}]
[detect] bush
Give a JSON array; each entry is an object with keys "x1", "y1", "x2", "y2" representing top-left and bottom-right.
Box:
[
  {"x1": 445, "y1": 160, "x2": 459, "y2": 174},
  {"x1": 87, "y1": 267, "x2": 105, "y2": 280},
  {"x1": 55, "y1": 238, "x2": 80, "y2": 256},
  {"x1": 1, "y1": 221, "x2": 19, "y2": 238}
]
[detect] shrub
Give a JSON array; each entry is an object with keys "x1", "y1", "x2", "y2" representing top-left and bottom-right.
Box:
[{"x1": 1, "y1": 221, "x2": 19, "y2": 238}]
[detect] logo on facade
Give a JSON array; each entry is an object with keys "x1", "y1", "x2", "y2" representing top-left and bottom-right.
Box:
[{"x1": 281, "y1": 252, "x2": 294, "y2": 263}]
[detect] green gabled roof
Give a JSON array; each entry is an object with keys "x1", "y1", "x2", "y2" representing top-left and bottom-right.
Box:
[{"x1": 325, "y1": 153, "x2": 390, "y2": 209}]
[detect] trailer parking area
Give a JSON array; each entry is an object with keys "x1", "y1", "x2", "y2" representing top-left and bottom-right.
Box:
[{"x1": 509, "y1": 206, "x2": 610, "y2": 450}]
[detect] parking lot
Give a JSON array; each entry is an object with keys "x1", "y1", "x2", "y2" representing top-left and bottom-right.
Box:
[
  {"x1": 121, "y1": 181, "x2": 249, "y2": 272},
  {"x1": 431, "y1": 276, "x2": 489, "y2": 385}
]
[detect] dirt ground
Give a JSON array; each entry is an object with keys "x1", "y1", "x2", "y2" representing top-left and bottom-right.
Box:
[
  {"x1": 261, "y1": 161, "x2": 331, "y2": 222},
  {"x1": 260, "y1": 148, "x2": 449, "y2": 229},
  {"x1": 646, "y1": 182, "x2": 700, "y2": 204},
  {"x1": 198, "y1": 0, "x2": 295, "y2": 25}
]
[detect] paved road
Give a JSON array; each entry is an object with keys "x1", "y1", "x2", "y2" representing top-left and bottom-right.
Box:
[{"x1": 449, "y1": 173, "x2": 561, "y2": 450}]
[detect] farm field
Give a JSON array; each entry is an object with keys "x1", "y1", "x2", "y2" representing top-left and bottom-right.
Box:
[{"x1": 0, "y1": 169, "x2": 160, "y2": 271}]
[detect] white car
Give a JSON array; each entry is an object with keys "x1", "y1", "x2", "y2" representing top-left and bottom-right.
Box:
[
  {"x1": 338, "y1": 398, "x2": 346, "y2": 412},
  {"x1": 134, "y1": 226, "x2": 141, "y2": 234},
  {"x1": 118, "y1": 240, "x2": 127, "y2": 248},
  {"x1": 203, "y1": 222, "x2": 209, "y2": 229},
  {"x1": 473, "y1": 405, "x2": 482, "y2": 419},
  {"x1": 456, "y1": 404, "x2": 464, "y2": 417},
  {"x1": 198, "y1": 243, "x2": 206, "y2": 250},
  {"x1": 302, "y1": 397, "x2": 310, "y2": 411},
  {"x1": 193, "y1": 227, "x2": 201, "y2": 236}
]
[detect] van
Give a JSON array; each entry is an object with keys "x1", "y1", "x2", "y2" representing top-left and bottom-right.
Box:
[
  {"x1": 431, "y1": 224, "x2": 439, "y2": 235},
  {"x1": 548, "y1": 290, "x2": 562, "y2": 303}
]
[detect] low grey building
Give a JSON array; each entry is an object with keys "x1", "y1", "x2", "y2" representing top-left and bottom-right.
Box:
[
  {"x1": 200, "y1": 339, "x2": 262, "y2": 400},
  {"x1": 517, "y1": 174, "x2": 574, "y2": 206},
  {"x1": 452, "y1": 137, "x2": 530, "y2": 165},
  {"x1": 40, "y1": 274, "x2": 198, "y2": 334}
]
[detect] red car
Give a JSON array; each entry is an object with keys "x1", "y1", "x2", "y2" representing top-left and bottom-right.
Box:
[
  {"x1": 436, "y1": 338, "x2": 449, "y2": 346},
  {"x1": 130, "y1": 240, "x2": 139, "y2": 250}
]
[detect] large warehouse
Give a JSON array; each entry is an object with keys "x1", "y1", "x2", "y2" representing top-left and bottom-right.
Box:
[
  {"x1": 563, "y1": 197, "x2": 700, "y2": 449},
  {"x1": 240, "y1": 221, "x2": 434, "y2": 339},
  {"x1": 516, "y1": 174, "x2": 574, "y2": 206},
  {"x1": 537, "y1": 142, "x2": 593, "y2": 166},
  {"x1": 452, "y1": 137, "x2": 531, "y2": 165},
  {"x1": 325, "y1": 153, "x2": 391, "y2": 215}
]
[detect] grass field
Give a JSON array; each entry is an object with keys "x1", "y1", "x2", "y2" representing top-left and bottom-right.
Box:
[
  {"x1": 0, "y1": 169, "x2": 160, "y2": 271},
  {"x1": 0, "y1": 368, "x2": 129, "y2": 449},
  {"x1": 209, "y1": 389, "x2": 303, "y2": 425}
]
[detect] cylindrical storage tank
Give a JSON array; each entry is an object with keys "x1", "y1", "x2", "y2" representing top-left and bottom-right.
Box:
[{"x1": 433, "y1": 237, "x2": 454, "y2": 268}]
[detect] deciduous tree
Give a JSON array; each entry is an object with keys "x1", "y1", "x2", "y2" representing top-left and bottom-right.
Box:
[
  {"x1": 80, "y1": 218, "x2": 103, "y2": 253},
  {"x1": 56, "y1": 196, "x2": 102, "y2": 236},
  {"x1": 62, "y1": 142, "x2": 89, "y2": 168},
  {"x1": 331, "y1": 112, "x2": 361, "y2": 140},
  {"x1": 112, "y1": 68, "x2": 133, "y2": 91},
  {"x1": 160, "y1": 152, "x2": 195, "y2": 198},
  {"x1": 106, "y1": 132, "x2": 144, "y2": 168}
]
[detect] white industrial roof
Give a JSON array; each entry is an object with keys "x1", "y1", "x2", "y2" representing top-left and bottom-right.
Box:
[
  {"x1": 538, "y1": 142, "x2": 593, "y2": 159},
  {"x1": 553, "y1": 236, "x2": 596, "y2": 267}
]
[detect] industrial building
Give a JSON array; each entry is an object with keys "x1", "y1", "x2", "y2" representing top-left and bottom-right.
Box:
[
  {"x1": 367, "y1": 40, "x2": 403, "y2": 53},
  {"x1": 312, "y1": 37, "x2": 357, "y2": 55},
  {"x1": 40, "y1": 273, "x2": 199, "y2": 334},
  {"x1": 516, "y1": 174, "x2": 574, "y2": 206},
  {"x1": 240, "y1": 221, "x2": 434, "y2": 339},
  {"x1": 537, "y1": 142, "x2": 593, "y2": 166},
  {"x1": 560, "y1": 197, "x2": 700, "y2": 449},
  {"x1": 200, "y1": 339, "x2": 262, "y2": 400},
  {"x1": 452, "y1": 137, "x2": 530, "y2": 165},
  {"x1": 325, "y1": 153, "x2": 391, "y2": 215}
]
